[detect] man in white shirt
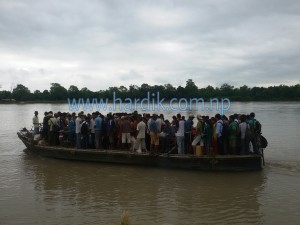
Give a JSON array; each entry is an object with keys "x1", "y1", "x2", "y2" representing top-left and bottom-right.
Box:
[
  {"x1": 175, "y1": 114, "x2": 185, "y2": 154},
  {"x1": 48, "y1": 113, "x2": 58, "y2": 146},
  {"x1": 32, "y1": 111, "x2": 40, "y2": 135},
  {"x1": 215, "y1": 114, "x2": 224, "y2": 154},
  {"x1": 75, "y1": 113, "x2": 82, "y2": 149},
  {"x1": 133, "y1": 117, "x2": 147, "y2": 153},
  {"x1": 156, "y1": 114, "x2": 165, "y2": 133}
]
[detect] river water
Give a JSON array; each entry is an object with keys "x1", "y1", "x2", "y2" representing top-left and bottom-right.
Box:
[{"x1": 0, "y1": 102, "x2": 300, "y2": 225}]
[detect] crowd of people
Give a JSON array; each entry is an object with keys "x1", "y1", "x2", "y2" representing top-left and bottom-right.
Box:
[{"x1": 32, "y1": 110, "x2": 263, "y2": 156}]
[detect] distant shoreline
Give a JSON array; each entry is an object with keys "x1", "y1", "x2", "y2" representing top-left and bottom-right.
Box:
[{"x1": 1, "y1": 99, "x2": 300, "y2": 104}]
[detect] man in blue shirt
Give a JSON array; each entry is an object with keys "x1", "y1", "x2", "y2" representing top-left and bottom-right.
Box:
[{"x1": 149, "y1": 114, "x2": 159, "y2": 155}]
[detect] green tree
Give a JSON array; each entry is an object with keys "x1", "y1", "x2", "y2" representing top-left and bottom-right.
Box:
[
  {"x1": 117, "y1": 85, "x2": 128, "y2": 99},
  {"x1": 202, "y1": 85, "x2": 215, "y2": 98},
  {"x1": 68, "y1": 85, "x2": 80, "y2": 98},
  {"x1": 176, "y1": 86, "x2": 185, "y2": 98},
  {"x1": 12, "y1": 84, "x2": 31, "y2": 101},
  {"x1": 128, "y1": 85, "x2": 140, "y2": 98},
  {"x1": 185, "y1": 79, "x2": 198, "y2": 96},
  {"x1": 42, "y1": 90, "x2": 51, "y2": 100},
  {"x1": 80, "y1": 87, "x2": 93, "y2": 98},
  {"x1": 164, "y1": 83, "x2": 176, "y2": 98},
  {"x1": 50, "y1": 83, "x2": 68, "y2": 100},
  {"x1": 220, "y1": 83, "x2": 234, "y2": 97},
  {"x1": 140, "y1": 83, "x2": 151, "y2": 92},
  {"x1": 0, "y1": 90, "x2": 12, "y2": 99},
  {"x1": 118, "y1": 85, "x2": 128, "y2": 93},
  {"x1": 33, "y1": 90, "x2": 42, "y2": 100}
]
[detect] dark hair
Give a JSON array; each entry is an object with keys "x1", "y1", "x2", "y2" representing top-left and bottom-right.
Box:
[
  {"x1": 215, "y1": 113, "x2": 221, "y2": 119},
  {"x1": 240, "y1": 114, "x2": 246, "y2": 122},
  {"x1": 250, "y1": 112, "x2": 255, "y2": 118},
  {"x1": 221, "y1": 115, "x2": 228, "y2": 120}
]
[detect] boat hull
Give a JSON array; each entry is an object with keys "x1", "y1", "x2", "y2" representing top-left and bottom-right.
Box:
[{"x1": 17, "y1": 132, "x2": 264, "y2": 171}]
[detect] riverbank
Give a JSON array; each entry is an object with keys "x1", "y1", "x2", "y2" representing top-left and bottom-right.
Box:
[
  {"x1": 1, "y1": 99, "x2": 300, "y2": 104},
  {"x1": 0, "y1": 100, "x2": 67, "y2": 104}
]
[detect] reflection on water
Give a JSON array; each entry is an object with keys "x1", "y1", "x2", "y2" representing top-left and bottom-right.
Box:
[{"x1": 16, "y1": 153, "x2": 267, "y2": 225}]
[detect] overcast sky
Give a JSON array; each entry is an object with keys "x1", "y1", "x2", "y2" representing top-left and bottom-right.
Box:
[{"x1": 0, "y1": 0, "x2": 299, "y2": 92}]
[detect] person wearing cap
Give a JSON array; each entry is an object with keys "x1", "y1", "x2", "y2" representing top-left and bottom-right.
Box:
[
  {"x1": 32, "y1": 111, "x2": 40, "y2": 135},
  {"x1": 191, "y1": 115, "x2": 204, "y2": 153}
]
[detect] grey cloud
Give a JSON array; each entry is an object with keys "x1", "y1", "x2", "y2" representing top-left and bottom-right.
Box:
[{"x1": 0, "y1": 0, "x2": 299, "y2": 91}]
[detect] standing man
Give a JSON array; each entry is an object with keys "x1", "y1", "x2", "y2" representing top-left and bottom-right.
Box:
[
  {"x1": 67, "y1": 113, "x2": 75, "y2": 145},
  {"x1": 248, "y1": 112, "x2": 259, "y2": 154},
  {"x1": 156, "y1": 114, "x2": 165, "y2": 133},
  {"x1": 191, "y1": 115, "x2": 204, "y2": 154},
  {"x1": 120, "y1": 116, "x2": 132, "y2": 150},
  {"x1": 94, "y1": 112, "x2": 103, "y2": 149},
  {"x1": 32, "y1": 111, "x2": 40, "y2": 135},
  {"x1": 184, "y1": 115, "x2": 194, "y2": 154},
  {"x1": 80, "y1": 115, "x2": 89, "y2": 149},
  {"x1": 75, "y1": 113, "x2": 82, "y2": 149},
  {"x1": 175, "y1": 113, "x2": 185, "y2": 154},
  {"x1": 149, "y1": 114, "x2": 159, "y2": 155},
  {"x1": 42, "y1": 112, "x2": 49, "y2": 140},
  {"x1": 215, "y1": 114, "x2": 224, "y2": 155},
  {"x1": 48, "y1": 113, "x2": 57, "y2": 146},
  {"x1": 133, "y1": 116, "x2": 147, "y2": 153},
  {"x1": 89, "y1": 113, "x2": 96, "y2": 148},
  {"x1": 107, "y1": 114, "x2": 115, "y2": 149}
]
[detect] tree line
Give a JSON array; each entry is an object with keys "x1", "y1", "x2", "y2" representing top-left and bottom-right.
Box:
[{"x1": 0, "y1": 79, "x2": 299, "y2": 102}]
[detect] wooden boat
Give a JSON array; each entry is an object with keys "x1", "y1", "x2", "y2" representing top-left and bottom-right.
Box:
[{"x1": 17, "y1": 129, "x2": 265, "y2": 171}]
